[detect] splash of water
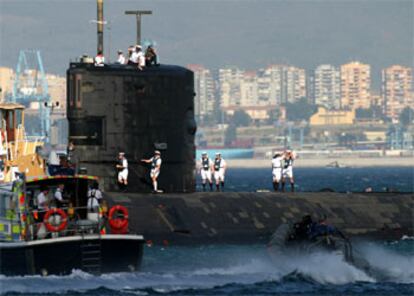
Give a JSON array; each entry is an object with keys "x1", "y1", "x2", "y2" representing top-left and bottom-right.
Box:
[
  {"x1": 356, "y1": 242, "x2": 414, "y2": 283},
  {"x1": 0, "y1": 242, "x2": 412, "y2": 295}
]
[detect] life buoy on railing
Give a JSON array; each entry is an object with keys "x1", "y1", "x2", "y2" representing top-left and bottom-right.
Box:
[
  {"x1": 44, "y1": 208, "x2": 68, "y2": 232},
  {"x1": 108, "y1": 205, "x2": 128, "y2": 233}
]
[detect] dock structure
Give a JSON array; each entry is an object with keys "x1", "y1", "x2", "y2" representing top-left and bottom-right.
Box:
[{"x1": 104, "y1": 192, "x2": 414, "y2": 244}]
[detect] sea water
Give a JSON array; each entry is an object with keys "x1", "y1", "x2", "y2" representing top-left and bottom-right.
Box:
[{"x1": 1, "y1": 167, "x2": 413, "y2": 296}]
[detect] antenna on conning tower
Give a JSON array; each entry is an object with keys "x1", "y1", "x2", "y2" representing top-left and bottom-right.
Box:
[
  {"x1": 97, "y1": 0, "x2": 104, "y2": 55},
  {"x1": 125, "y1": 10, "x2": 152, "y2": 45}
]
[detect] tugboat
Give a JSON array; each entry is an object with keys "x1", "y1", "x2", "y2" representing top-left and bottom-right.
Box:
[{"x1": 0, "y1": 104, "x2": 145, "y2": 276}]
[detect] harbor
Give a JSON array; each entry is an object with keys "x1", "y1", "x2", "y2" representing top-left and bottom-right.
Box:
[{"x1": 0, "y1": 0, "x2": 413, "y2": 295}]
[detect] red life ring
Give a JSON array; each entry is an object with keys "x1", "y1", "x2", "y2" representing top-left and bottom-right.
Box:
[
  {"x1": 44, "y1": 208, "x2": 68, "y2": 232},
  {"x1": 108, "y1": 205, "x2": 129, "y2": 231}
]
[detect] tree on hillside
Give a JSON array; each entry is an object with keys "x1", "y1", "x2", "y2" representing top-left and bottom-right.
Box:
[
  {"x1": 399, "y1": 107, "x2": 414, "y2": 126},
  {"x1": 355, "y1": 106, "x2": 386, "y2": 121},
  {"x1": 231, "y1": 109, "x2": 252, "y2": 127},
  {"x1": 285, "y1": 98, "x2": 317, "y2": 122}
]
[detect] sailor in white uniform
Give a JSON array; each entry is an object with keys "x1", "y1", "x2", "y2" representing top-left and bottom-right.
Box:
[
  {"x1": 116, "y1": 50, "x2": 126, "y2": 64},
  {"x1": 213, "y1": 152, "x2": 226, "y2": 192},
  {"x1": 116, "y1": 152, "x2": 128, "y2": 191},
  {"x1": 282, "y1": 150, "x2": 296, "y2": 192},
  {"x1": 200, "y1": 152, "x2": 213, "y2": 191},
  {"x1": 141, "y1": 150, "x2": 162, "y2": 193},
  {"x1": 271, "y1": 152, "x2": 284, "y2": 192},
  {"x1": 94, "y1": 51, "x2": 105, "y2": 66}
]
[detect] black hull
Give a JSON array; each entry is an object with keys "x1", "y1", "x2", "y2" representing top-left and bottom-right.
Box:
[{"x1": 0, "y1": 235, "x2": 144, "y2": 276}]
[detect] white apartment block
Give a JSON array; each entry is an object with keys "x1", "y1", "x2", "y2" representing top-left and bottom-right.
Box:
[
  {"x1": 218, "y1": 67, "x2": 244, "y2": 108},
  {"x1": 240, "y1": 71, "x2": 258, "y2": 107},
  {"x1": 313, "y1": 64, "x2": 341, "y2": 109},
  {"x1": 188, "y1": 64, "x2": 216, "y2": 120}
]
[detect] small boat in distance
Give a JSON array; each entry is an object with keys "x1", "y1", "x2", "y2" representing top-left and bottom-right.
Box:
[
  {"x1": 0, "y1": 174, "x2": 145, "y2": 276},
  {"x1": 326, "y1": 161, "x2": 347, "y2": 168}
]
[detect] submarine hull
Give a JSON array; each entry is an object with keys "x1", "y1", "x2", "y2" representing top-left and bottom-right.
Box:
[{"x1": 104, "y1": 192, "x2": 414, "y2": 244}]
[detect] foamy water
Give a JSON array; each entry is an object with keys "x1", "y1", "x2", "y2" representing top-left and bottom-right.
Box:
[{"x1": 1, "y1": 242, "x2": 412, "y2": 295}]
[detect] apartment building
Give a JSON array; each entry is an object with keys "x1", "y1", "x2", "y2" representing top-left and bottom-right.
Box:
[
  {"x1": 340, "y1": 61, "x2": 371, "y2": 109},
  {"x1": 381, "y1": 65, "x2": 413, "y2": 122},
  {"x1": 313, "y1": 64, "x2": 341, "y2": 109},
  {"x1": 187, "y1": 64, "x2": 216, "y2": 121}
]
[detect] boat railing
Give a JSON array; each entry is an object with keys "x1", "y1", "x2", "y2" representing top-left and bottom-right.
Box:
[{"x1": 10, "y1": 204, "x2": 113, "y2": 242}]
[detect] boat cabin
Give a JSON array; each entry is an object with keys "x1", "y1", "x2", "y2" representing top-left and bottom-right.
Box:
[
  {"x1": 0, "y1": 103, "x2": 45, "y2": 183},
  {"x1": 0, "y1": 175, "x2": 106, "y2": 242},
  {"x1": 0, "y1": 103, "x2": 25, "y2": 144}
]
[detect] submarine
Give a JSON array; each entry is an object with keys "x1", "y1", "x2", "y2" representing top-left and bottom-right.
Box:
[{"x1": 67, "y1": 0, "x2": 413, "y2": 245}]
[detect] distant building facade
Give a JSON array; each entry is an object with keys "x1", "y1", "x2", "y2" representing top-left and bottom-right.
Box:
[
  {"x1": 340, "y1": 61, "x2": 371, "y2": 109},
  {"x1": 187, "y1": 64, "x2": 216, "y2": 121},
  {"x1": 381, "y1": 65, "x2": 413, "y2": 122},
  {"x1": 309, "y1": 106, "x2": 355, "y2": 126},
  {"x1": 284, "y1": 66, "x2": 306, "y2": 104},
  {"x1": 219, "y1": 67, "x2": 243, "y2": 108},
  {"x1": 240, "y1": 71, "x2": 258, "y2": 107},
  {"x1": 313, "y1": 64, "x2": 341, "y2": 109}
]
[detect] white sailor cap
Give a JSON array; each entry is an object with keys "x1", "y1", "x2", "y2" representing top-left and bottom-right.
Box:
[
  {"x1": 154, "y1": 150, "x2": 161, "y2": 155},
  {"x1": 202, "y1": 151, "x2": 208, "y2": 155},
  {"x1": 119, "y1": 152, "x2": 125, "y2": 156},
  {"x1": 215, "y1": 152, "x2": 221, "y2": 155},
  {"x1": 136, "y1": 44, "x2": 142, "y2": 49}
]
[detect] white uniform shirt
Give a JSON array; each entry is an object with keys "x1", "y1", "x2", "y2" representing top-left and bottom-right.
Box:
[
  {"x1": 37, "y1": 192, "x2": 48, "y2": 210},
  {"x1": 87, "y1": 189, "x2": 102, "y2": 212},
  {"x1": 48, "y1": 150, "x2": 60, "y2": 166},
  {"x1": 117, "y1": 54, "x2": 126, "y2": 64},
  {"x1": 215, "y1": 158, "x2": 226, "y2": 170},
  {"x1": 130, "y1": 51, "x2": 141, "y2": 64},
  {"x1": 200, "y1": 158, "x2": 212, "y2": 171},
  {"x1": 272, "y1": 157, "x2": 283, "y2": 169},
  {"x1": 151, "y1": 157, "x2": 162, "y2": 169},
  {"x1": 54, "y1": 188, "x2": 63, "y2": 201},
  {"x1": 87, "y1": 197, "x2": 100, "y2": 211},
  {"x1": 87, "y1": 189, "x2": 103, "y2": 200},
  {"x1": 121, "y1": 158, "x2": 128, "y2": 172},
  {"x1": 138, "y1": 54, "x2": 146, "y2": 67},
  {"x1": 94, "y1": 55, "x2": 105, "y2": 66}
]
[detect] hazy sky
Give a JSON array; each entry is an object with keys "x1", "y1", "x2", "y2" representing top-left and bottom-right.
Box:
[{"x1": 0, "y1": 0, "x2": 413, "y2": 88}]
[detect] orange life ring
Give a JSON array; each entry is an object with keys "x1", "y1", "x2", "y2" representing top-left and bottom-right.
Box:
[
  {"x1": 108, "y1": 205, "x2": 128, "y2": 230},
  {"x1": 44, "y1": 208, "x2": 68, "y2": 232}
]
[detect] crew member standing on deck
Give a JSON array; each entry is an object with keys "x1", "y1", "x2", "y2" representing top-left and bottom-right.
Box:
[
  {"x1": 282, "y1": 150, "x2": 296, "y2": 192},
  {"x1": 213, "y1": 152, "x2": 226, "y2": 192},
  {"x1": 272, "y1": 152, "x2": 284, "y2": 192},
  {"x1": 94, "y1": 50, "x2": 105, "y2": 66},
  {"x1": 53, "y1": 184, "x2": 69, "y2": 208},
  {"x1": 116, "y1": 50, "x2": 126, "y2": 64},
  {"x1": 116, "y1": 152, "x2": 128, "y2": 192},
  {"x1": 141, "y1": 150, "x2": 162, "y2": 193},
  {"x1": 200, "y1": 152, "x2": 213, "y2": 191}
]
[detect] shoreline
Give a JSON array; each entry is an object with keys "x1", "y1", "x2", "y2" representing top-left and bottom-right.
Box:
[{"x1": 227, "y1": 157, "x2": 414, "y2": 168}]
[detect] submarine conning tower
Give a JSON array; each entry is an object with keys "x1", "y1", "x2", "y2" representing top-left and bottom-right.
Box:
[{"x1": 67, "y1": 62, "x2": 197, "y2": 193}]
